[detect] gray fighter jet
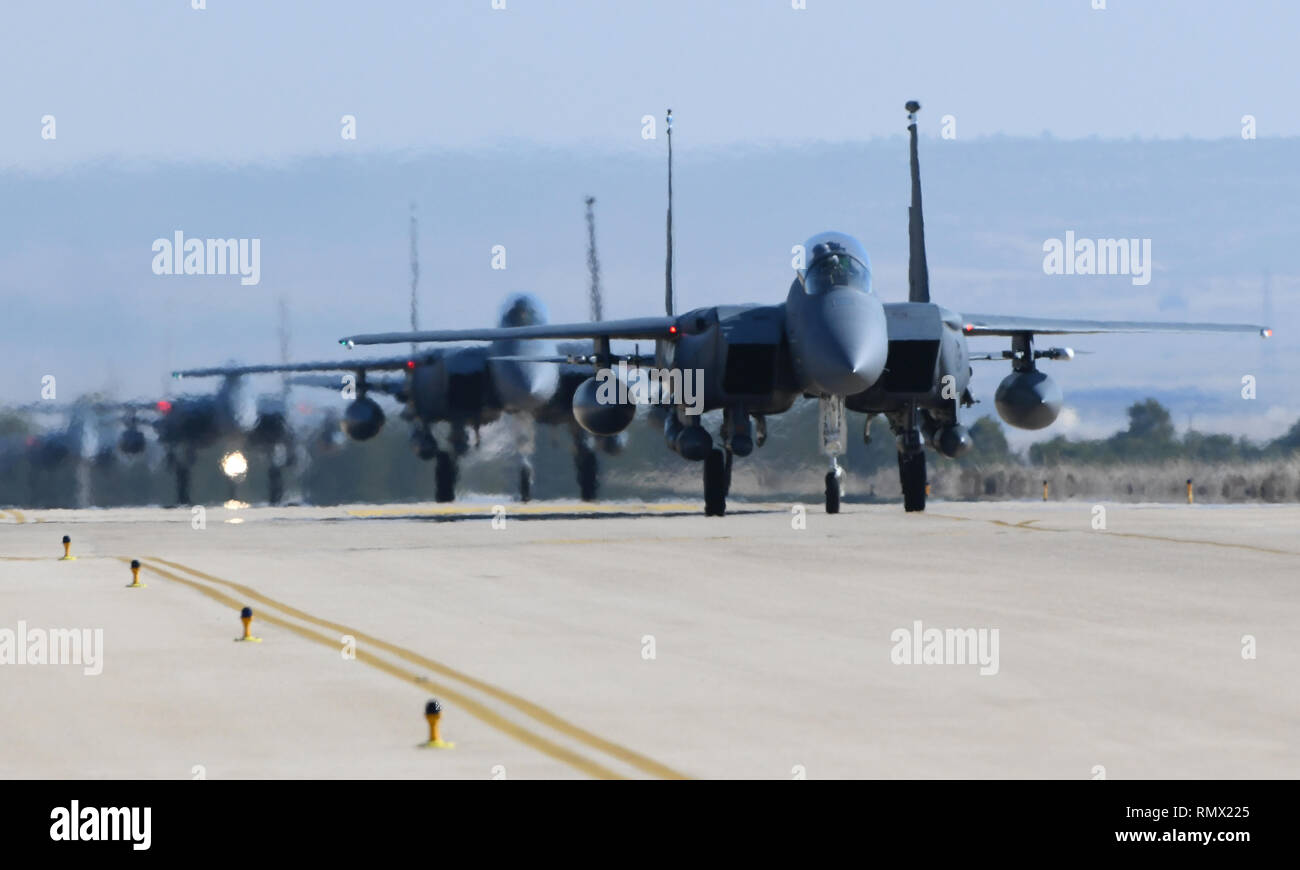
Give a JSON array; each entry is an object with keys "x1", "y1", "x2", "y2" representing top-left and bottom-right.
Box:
[
  {"x1": 339, "y1": 105, "x2": 1271, "y2": 516},
  {"x1": 175, "y1": 293, "x2": 622, "y2": 503},
  {"x1": 1, "y1": 399, "x2": 146, "y2": 507}
]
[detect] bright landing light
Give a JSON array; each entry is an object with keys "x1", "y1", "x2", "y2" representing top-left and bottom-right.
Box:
[{"x1": 220, "y1": 450, "x2": 248, "y2": 478}]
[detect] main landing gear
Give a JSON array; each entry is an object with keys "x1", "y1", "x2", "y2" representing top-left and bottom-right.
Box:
[
  {"x1": 703, "y1": 447, "x2": 730, "y2": 516},
  {"x1": 703, "y1": 408, "x2": 745, "y2": 516},
  {"x1": 571, "y1": 424, "x2": 599, "y2": 501},
  {"x1": 167, "y1": 446, "x2": 196, "y2": 506},
  {"x1": 411, "y1": 423, "x2": 458, "y2": 503},
  {"x1": 434, "y1": 451, "x2": 457, "y2": 503},
  {"x1": 891, "y1": 404, "x2": 927, "y2": 512}
]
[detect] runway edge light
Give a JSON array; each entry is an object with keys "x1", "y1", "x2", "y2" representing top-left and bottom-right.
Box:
[
  {"x1": 235, "y1": 606, "x2": 262, "y2": 643},
  {"x1": 127, "y1": 559, "x2": 145, "y2": 588},
  {"x1": 59, "y1": 535, "x2": 75, "y2": 561},
  {"x1": 420, "y1": 699, "x2": 455, "y2": 749}
]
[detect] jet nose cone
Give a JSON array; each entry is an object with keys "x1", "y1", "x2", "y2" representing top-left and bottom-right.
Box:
[
  {"x1": 801, "y1": 293, "x2": 888, "y2": 396},
  {"x1": 493, "y1": 357, "x2": 558, "y2": 411},
  {"x1": 523, "y1": 362, "x2": 558, "y2": 404},
  {"x1": 815, "y1": 343, "x2": 877, "y2": 396}
]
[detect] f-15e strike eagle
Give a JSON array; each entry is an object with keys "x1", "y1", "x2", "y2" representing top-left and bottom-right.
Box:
[{"x1": 341, "y1": 103, "x2": 1271, "y2": 516}]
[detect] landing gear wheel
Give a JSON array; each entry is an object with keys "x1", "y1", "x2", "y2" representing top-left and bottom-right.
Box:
[
  {"x1": 575, "y1": 448, "x2": 598, "y2": 501},
  {"x1": 825, "y1": 470, "x2": 841, "y2": 514},
  {"x1": 268, "y1": 466, "x2": 284, "y2": 506},
  {"x1": 898, "y1": 450, "x2": 927, "y2": 512},
  {"x1": 434, "y1": 451, "x2": 457, "y2": 503},
  {"x1": 519, "y1": 464, "x2": 534, "y2": 503},
  {"x1": 175, "y1": 464, "x2": 191, "y2": 506},
  {"x1": 704, "y1": 448, "x2": 727, "y2": 516}
]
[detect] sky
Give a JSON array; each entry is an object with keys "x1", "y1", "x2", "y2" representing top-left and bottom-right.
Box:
[
  {"x1": 2, "y1": 0, "x2": 1295, "y2": 445},
  {"x1": 3, "y1": 0, "x2": 1299, "y2": 167}
]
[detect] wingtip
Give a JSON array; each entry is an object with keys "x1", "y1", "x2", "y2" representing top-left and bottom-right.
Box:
[{"x1": 1261, "y1": 327, "x2": 1273, "y2": 338}]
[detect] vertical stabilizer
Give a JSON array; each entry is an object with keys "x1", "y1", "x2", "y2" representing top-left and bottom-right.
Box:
[
  {"x1": 906, "y1": 101, "x2": 931, "y2": 304},
  {"x1": 665, "y1": 108, "x2": 676, "y2": 317}
]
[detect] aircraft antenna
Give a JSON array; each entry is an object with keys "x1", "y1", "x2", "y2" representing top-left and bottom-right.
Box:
[
  {"x1": 409, "y1": 201, "x2": 420, "y2": 356},
  {"x1": 585, "y1": 196, "x2": 603, "y2": 321},
  {"x1": 664, "y1": 108, "x2": 675, "y2": 317},
  {"x1": 906, "y1": 101, "x2": 931, "y2": 304}
]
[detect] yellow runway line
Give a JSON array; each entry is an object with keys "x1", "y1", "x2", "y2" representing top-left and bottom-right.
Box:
[
  {"x1": 122, "y1": 557, "x2": 628, "y2": 780},
  {"x1": 148, "y1": 555, "x2": 688, "y2": 780},
  {"x1": 930, "y1": 512, "x2": 1300, "y2": 558},
  {"x1": 144, "y1": 556, "x2": 689, "y2": 780},
  {"x1": 532, "y1": 536, "x2": 734, "y2": 546},
  {"x1": 346, "y1": 502, "x2": 702, "y2": 518}
]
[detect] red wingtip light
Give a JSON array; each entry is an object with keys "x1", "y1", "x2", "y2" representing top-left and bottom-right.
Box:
[
  {"x1": 406, "y1": 360, "x2": 416, "y2": 370},
  {"x1": 963, "y1": 323, "x2": 974, "y2": 334},
  {"x1": 668, "y1": 325, "x2": 677, "y2": 334},
  {"x1": 156, "y1": 400, "x2": 173, "y2": 414},
  {"x1": 1262, "y1": 328, "x2": 1273, "y2": 338}
]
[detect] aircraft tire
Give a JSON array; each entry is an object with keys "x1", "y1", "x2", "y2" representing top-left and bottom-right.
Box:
[
  {"x1": 519, "y1": 465, "x2": 533, "y2": 503},
  {"x1": 704, "y1": 448, "x2": 727, "y2": 516},
  {"x1": 898, "y1": 450, "x2": 926, "y2": 512},
  {"x1": 434, "y1": 452, "x2": 457, "y2": 503},
  {"x1": 268, "y1": 466, "x2": 284, "y2": 506},
  {"x1": 575, "y1": 449, "x2": 598, "y2": 502},
  {"x1": 825, "y1": 470, "x2": 841, "y2": 514}
]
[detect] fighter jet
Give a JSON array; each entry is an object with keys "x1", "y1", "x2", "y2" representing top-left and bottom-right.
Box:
[
  {"x1": 339, "y1": 104, "x2": 1271, "y2": 516},
  {"x1": 175, "y1": 293, "x2": 622, "y2": 503},
  {"x1": 0, "y1": 399, "x2": 144, "y2": 507},
  {"x1": 128, "y1": 376, "x2": 296, "y2": 505}
]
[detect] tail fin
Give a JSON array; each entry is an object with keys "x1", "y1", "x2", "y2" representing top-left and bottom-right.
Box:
[
  {"x1": 664, "y1": 108, "x2": 675, "y2": 317},
  {"x1": 906, "y1": 101, "x2": 930, "y2": 304},
  {"x1": 586, "y1": 196, "x2": 603, "y2": 356},
  {"x1": 585, "y1": 196, "x2": 603, "y2": 321},
  {"x1": 409, "y1": 201, "x2": 420, "y2": 356}
]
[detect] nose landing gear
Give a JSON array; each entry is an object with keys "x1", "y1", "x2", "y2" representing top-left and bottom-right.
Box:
[
  {"x1": 819, "y1": 396, "x2": 847, "y2": 514},
  {"x1": 825, "y1": 458, "x2": 843, "y2": 514}
]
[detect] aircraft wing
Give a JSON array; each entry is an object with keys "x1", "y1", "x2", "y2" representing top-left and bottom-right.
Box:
[
  {"x1": 171, "y1": 354, "x2": 433, "y2": 380},
  {"x1": 286, "y1": 374, "x2": 407, "y2": 397},
  {"x1": 341, "y1": 316, "x2": 678, "y2": 347},
  {"x1": 959, "y1": 313, "x2": 1272, "y2": 338}
]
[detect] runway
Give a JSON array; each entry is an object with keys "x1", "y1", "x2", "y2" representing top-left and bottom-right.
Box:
[{"x1": 2, "y1": 499, "x2": 1297, "y2": 779}]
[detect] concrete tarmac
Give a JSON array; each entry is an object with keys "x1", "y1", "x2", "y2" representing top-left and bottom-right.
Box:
[{"x1": 2, "y1": 500, "x2": 1296, "y2": 779}]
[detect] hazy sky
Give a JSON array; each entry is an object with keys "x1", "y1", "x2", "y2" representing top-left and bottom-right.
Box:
[
  {"x1": 2, "y1": 1, "x2": 1294, "y2": 445},
  {"x1": 2, "y1": 0, "x2": 1298, "y2": 168}
]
